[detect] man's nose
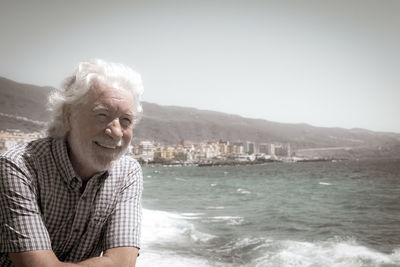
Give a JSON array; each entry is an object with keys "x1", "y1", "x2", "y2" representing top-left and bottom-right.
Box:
[{"x1": 105, "y1": 118, "x2": 123, "y2": 139}]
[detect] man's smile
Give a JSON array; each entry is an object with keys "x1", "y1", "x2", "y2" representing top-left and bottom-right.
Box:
[{"x1": 94, "y1": 141, "x2": 120, "y2": 149}]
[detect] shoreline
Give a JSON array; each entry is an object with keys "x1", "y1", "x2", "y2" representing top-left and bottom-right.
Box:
[{"x1": 140, "y1": 157, "x2": 343, "y2": 167}]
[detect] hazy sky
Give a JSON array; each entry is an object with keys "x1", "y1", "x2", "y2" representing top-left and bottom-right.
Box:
[{"x1": 0, "y1": 0, "x2": 399, "y2": 133}]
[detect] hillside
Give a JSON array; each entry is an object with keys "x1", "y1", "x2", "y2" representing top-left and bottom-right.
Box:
[
  {"x1": 1, "y1": 76, "x2": 400, "y2": 158},
  {"x1": 135, "y1": 102, "x2": 400, "y2": 149}
]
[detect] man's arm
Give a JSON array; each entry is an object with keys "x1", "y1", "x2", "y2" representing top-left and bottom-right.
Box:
[
  {"x1": 9, "y1": 247, "x2": 138, "y2": 267},
  {"x1": 101, "y1": 159, "x2": 143, "y2": 254}
]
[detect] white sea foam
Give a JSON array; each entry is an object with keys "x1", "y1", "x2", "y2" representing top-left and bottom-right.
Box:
[
  {"x1": 139, "y1": 208, "x2": 400, "y2": 267},
  {"x1": 181, "y1": 212, "x2": 204, "y2": 216},
  {"x1": 180, "y1": 212, "x2": 204, "y2": 220},
  {"x1": 392, "y1": 248, "x2": 400, "y2": 262},
  {"x1": 138, "y1": 209, "x2": 216, "y2": 267},
  {"x1": 137, "y1": 250, "x2": 211, "y2": 267},
  {"x1": 252, "y1": 238, "x2": 400, "y2": 267},
  {"x1": 204, "y1": 216, "x2": 244, "y2": 225},
  {"x1": 210, "y1": 183, "x2": 217, "y2": 187},
  {"x1": 237, "y1": 188, "x2": 251, "y2": 194},
  {"x1": 206, "y1": 206, "x2": 225, "y2": 210},
  {"x1": 142, "y1": 209, "x2": 215, "y2": 244},
  {"x1": 319, "y1": 182, "x2": 332, "y2": 185}
]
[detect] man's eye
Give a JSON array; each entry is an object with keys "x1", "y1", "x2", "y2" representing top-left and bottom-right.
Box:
[
  {"x1": 121, "y1": 118, "x2": 132, "y2": 127},
  {"x1": 96, "y1": 113, "x2": 108, "y2": 120}
]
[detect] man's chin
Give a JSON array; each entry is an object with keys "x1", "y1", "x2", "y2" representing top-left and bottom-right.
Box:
[
  {"x1": 90, "y1": 159, "x2": 115, "y2": 173},
  {"x1": 91, "y1": 149, "x2": 127, "y2": 171}
]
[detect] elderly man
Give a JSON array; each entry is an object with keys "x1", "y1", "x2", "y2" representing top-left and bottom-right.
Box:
[{"x1": 0, "y1": 59, "x2": 144, "y2": 267}]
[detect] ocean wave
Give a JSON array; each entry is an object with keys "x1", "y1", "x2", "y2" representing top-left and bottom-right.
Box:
[
  {"x1": 251, "y1": 238, "x2": 400, "y2": 267},
  {"x1": 142, "y1": 209, "x2": 215, "y2": 244},
  {"x1": 206, "y1": 206, "x2": 225, "y2": 210},
  {"x1": 180, "y1": 212, "x2": 205, "y2": 220},
  {"x1": 203, "y1": 216, "x2": 245, "y2": 226},
  {"x1": 181, "y1": 212, "x2": 205, "y2": 216},
  {"x1": 137, "y1": 249, "x2": 211, "y2": 267},
  {"x1": 237, "y1": 188, "x2": 251, "y2": 194},
  {"x1": 139, "y1": 208, "x2": 217, "y2": 267},
  {"x1": 139, "y1": 208, "x2": 400, "y2": 267},
  {"x1": 319, "y1": 182, "x2": 332, "y2": 185}
]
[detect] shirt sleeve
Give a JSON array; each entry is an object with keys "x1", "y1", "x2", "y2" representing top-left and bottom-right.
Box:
[
  {"x1": 102, "y1": 160, "x2": 143, "y2": 250},
  {"x1": 0, "y1": 156, "x2": 52, "y2": 253}
]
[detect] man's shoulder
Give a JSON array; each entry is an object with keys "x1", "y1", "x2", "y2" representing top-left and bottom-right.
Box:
[
  {"x1": 118, "y1": 155, "x2": 140, "y2": 165},
  {"x1": 109, "y1": 156, "x2": 143, "y2": 184},
  {"x1": 0, "y1": 138, "x2": 54, "y2": 188},
  {"x1": 112, "y1": 155, "x2": 142, "y2": 174},
  {"x1": 0, "y1": 137, "x2": 53, "y2": 164}
]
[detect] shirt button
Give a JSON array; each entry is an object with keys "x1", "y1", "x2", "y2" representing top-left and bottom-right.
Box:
[{"x1": 81, "y1": 196, "x2": 87, "y2": 201}]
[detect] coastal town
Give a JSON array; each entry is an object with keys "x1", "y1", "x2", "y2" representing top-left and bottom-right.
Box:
[
  {"x1": 0, "y1": 129, "x2": 316, "y2": 166},
  {"x1": 131, "y1": 139, "x2": 293, "y2": 165}
]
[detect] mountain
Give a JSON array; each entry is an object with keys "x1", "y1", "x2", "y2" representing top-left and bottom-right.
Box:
[
  {"x1": 0, "y1": 77, "x2": 52, "y2": 132},
  {"x1": 1, "y1": 76, "x2": 400, "y2": 158}
]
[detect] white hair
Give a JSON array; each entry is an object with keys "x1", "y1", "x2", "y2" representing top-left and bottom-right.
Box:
[{"x1": 47, "y1": 58, "x2": 144, "y2": 138}]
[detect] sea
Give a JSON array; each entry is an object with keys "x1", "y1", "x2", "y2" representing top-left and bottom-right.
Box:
[{"x1": 137, "y1": 159, "x2": 400, "y2": 267}]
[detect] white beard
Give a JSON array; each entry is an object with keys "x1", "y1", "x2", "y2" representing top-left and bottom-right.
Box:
[{"x1": 68, "y1": 129, "x2": 128, "y2": 174}]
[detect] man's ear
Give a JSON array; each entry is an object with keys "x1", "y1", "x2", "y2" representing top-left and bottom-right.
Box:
[{"x1": 62, "y1": 104, "x2": 72, "y2": 132}]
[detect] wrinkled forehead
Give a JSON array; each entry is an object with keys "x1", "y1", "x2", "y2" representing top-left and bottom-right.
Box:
[
  {"x1": 84, "y1": 80, "x2": 134, "y2": 110},
  {"x1": 92, "y1": 103, "x2": 134, "y2": 117}
]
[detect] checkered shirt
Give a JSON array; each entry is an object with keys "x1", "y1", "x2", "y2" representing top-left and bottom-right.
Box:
[{"x1": 0, "y1": 137, "x2": 143, "y2": 266}]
